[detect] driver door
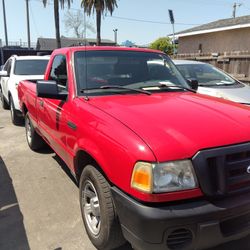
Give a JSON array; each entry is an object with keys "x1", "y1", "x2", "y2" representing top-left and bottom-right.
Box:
[{"x1": 37, "y1": 54, "x2": 70, "y2": 164}]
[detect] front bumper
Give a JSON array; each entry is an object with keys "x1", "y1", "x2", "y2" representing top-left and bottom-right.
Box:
[{"x1": 111, "y1": 187, "x2": 250, "y2": 250}]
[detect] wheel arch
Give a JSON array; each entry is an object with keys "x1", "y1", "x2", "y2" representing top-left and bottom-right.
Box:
[
  {"x1": 8, "y1": 91, "x2": 12, "y2": 102},
  {"x1": 74, "y1": 149, "x2": 110, "y2": 185},
  {"x1": 22, "y1": 103, "x2": 28, "y2": 115}
]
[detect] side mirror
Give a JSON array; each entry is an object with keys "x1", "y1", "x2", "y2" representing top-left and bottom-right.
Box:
[
  {"x1": 37, "y1": 80, "x2": 68, "y2": 100},
  {"x1": 0, "y1": 70, "x2": 9, "y2": 77},
  {"x1": 187, "y1": 78, "x2": 198, "y2": 91}
]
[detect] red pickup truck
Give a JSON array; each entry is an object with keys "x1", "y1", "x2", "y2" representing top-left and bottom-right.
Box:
[{"x1": 18, "y1": 46, "x2": 250, "y2": 250}]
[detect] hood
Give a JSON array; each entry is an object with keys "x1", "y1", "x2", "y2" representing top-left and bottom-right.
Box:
[
  {"x1": 198, "y1": 84, "x2": 250, "y2": 104},
  {"x1": 89, "y1": 92, "x2": 250, "y2": 162}
]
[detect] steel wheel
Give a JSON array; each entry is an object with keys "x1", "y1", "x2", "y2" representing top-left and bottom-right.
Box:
[
  {"x1": 79, "y1": 165, "x2": 126, "y2": 249},
  {"x1": 25, "y1": 113, "x2": 45, "y2": 151},
  {"x1": 82, "y1": 180, "x2": 101, "y2": 236},
  {"x1": 26, "y1": 116, "x2": 32, "y2": 146}
]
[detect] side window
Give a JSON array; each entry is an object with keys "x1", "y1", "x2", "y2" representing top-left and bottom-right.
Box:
[{"x1": 49, "y1": 55, "x2": 67, "y2": 90}]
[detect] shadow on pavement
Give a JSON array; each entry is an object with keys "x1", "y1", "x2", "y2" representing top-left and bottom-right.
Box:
[{"x1": 0, "y1": 157, "x2": 30, "y2": 250}]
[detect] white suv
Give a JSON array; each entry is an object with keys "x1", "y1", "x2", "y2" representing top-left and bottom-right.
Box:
[{"x1": 0, "y1": 55, "x2": 49, "y2": 125}]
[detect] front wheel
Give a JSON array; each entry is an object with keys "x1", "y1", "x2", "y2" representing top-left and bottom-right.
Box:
[
  {"x1": 79, "y1": 165, "x2": 126, "y2": 250},
  {"x1": 25, "y1": 112, "x2": 45, "y2": 151}
]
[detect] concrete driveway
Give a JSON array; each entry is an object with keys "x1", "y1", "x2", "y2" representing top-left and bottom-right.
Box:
[{"x1": 0, "y1": 106, "x2": 249, "y2": 250}]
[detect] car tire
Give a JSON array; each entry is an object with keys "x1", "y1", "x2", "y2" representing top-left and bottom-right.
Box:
[
  {"x1": 0, "y1": 89, "x2": 9, "y2": 110},
  {"x1": 79, "y1": 165, "x2": 126, "y2": 250},
  {"x1": 10, "y1": 96, "x2": 23, "y2": 125},
  {"x1": 25, "y1": 112, "x2": 45, "y2": 151}
]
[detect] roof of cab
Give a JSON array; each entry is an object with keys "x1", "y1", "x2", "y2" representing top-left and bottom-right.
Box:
[
  {"x1": 51, "y1": 46, "x2": 164, "y2": 55},
  {"x1": 13, "y1": 55, "x2": 50, "y2": 60}
]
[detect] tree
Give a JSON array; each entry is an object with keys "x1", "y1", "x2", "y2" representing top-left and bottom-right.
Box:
[
  {"x1": 81, "y1": 0, "x2": 118, "y2": 45},
  {"x1": 64, "y1": 10, "x2": 95, "y2": 38},
  {"x1": 121, "y1": 40, "x2": 135, "y2": 47},
  {"x1": 42, "y1": 0, "x2": 72, "y2": 48},
  {"x1": 150, "y1": 37, "x2": 175, "y2": 55}
]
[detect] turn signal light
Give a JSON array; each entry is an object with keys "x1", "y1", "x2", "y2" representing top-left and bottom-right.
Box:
[{"x1": 131, "y1": 162, "x2": 152, "y2": 193}]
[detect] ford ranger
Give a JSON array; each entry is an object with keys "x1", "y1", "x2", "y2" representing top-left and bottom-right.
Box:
[{"x1": 18, "y1": 46, "x2": 250, "y2": 250}]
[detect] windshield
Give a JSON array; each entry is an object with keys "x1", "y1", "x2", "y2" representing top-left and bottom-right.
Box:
[
  {"x1": 14, "y1": 59, "x2": 49, "y2": 75},
  {"x1": 176, "y1": 63, "x2": 241, "y2": 87},
  {"x1": 74, "y1": 51, "x2": 189, "y2": 96}
]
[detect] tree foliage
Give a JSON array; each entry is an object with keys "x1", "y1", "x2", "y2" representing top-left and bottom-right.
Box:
[
  {"x1": 150, "y1": 37, "x2": 175, "y2": 55},
  {"x1": 42, "y1": 0, "x2": 73, "y2": 48},
  {"x1": 81, "y1": 0, "x2": 118, "y2": 45},
  {"x1": 64, "y1": 10, "x2": 95, "y2": 38},
  {"x1": 121, "y1": 40, "x2": 135, "y2": 47}
]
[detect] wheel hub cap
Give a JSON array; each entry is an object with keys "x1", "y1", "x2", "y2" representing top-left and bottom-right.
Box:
[{"x1": 82, "y1": 181, "x2": 101, "y2": 235}]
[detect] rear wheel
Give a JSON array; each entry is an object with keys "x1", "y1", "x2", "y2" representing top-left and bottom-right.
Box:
[
  {"x1": 10, "y1": 96, "x2": 23, "y2": 125},
  {"x1": 79, "y1": 165, "x2": 126, "y2": 250},
  {"x1": 0, "y1": 89, "x2": 9, "y2": 110},
  {"x1": 25, "y1": 112, "x2": 45, "y2": 151}
]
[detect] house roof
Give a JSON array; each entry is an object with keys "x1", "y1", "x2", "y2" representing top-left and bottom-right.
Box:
[
  {"x1": 174, "y1": 15, "x2": 250, "y2": 37},
  {"x1": 36, "y1": 37, "x2": 115, "y2": 50}
]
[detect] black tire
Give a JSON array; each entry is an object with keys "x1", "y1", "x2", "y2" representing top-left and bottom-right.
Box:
[
  {"x1": 10, "y1": 96, "x2": 24, "y2": 126},
  {"x1": 0, "y1": 89, "x2": 9, "y2": 110},
  {"x1": 79, "y1": 165, "x2": 126, "y2": 250},
  {"x1": 25, "y1": 112, "x2": 45, "y2": 151}
]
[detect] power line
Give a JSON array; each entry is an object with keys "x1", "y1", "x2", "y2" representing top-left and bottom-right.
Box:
[
  {"x1": 29, "y1": 0, "x2": 203, "y2": 26},
  {"x1": 106, "y1": 15, "x2": 203, "y2": 26},
  {"x1": 61, "y1": 7, "x2": 203, "y2": 26},
  {"x1": 184, "y1": 0, "x2": 233, "y2": 7}
]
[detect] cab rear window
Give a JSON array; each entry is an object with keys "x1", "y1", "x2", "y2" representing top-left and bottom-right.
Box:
[{"x1": 14, "y1": 60, "x2": 49, "y2": 75}]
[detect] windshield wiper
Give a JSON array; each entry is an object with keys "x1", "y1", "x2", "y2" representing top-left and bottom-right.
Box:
[
  {"x1": 143, "y1": 82, "x2": 196, "y2": 93},
  {"x1": 81, "y1": 85, "x2": 151, "y2": 95},
  {"x1": 100, "y1": 85, "x2": 152, "y2": 95}
]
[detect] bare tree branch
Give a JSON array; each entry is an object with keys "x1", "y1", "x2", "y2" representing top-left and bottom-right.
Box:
[{"x1": 64, "y1": 10, "x2": 95, "y2": 38}]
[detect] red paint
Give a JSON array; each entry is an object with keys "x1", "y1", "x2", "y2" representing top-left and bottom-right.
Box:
[{"x1": 18, "y1": 46, "x2": 250, "y2": 202}]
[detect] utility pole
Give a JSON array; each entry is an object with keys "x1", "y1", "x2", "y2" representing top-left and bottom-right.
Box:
[
  {"x1": 232, "y1": 2, "x2": 242, "y2": 18},
  {"x1": 25, "y1": 0, "x2": 31, "y2": 49},
  {"x1": 113, "y1": 29, "x2": 118, "y2": 45},
  {"x1": 2, "y1": 0, "x2": 8, "y2": 46}
]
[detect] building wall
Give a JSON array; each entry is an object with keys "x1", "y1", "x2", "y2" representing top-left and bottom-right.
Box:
[{"x1": 178, "y1": 27, "x2": 250, "y2": 54}]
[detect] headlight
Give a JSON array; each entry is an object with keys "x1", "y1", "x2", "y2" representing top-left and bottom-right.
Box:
[{"x1": 131, "y1": 160, "x2": 198, "y2": 193}]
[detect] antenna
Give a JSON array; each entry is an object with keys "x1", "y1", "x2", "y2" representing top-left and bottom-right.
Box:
[{"x1": 232, "y1": 2, "x2": 242, "y2": 18}]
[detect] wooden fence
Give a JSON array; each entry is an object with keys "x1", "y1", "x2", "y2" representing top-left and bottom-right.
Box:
[{"x1": 172, "y1": 51, "x2": 250, "y2": 83}]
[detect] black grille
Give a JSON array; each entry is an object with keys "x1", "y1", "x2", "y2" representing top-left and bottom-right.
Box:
[
  {"x1": 192, "y1": 142, "x2": 250, "y2": 198},
  {"x1": 166, "y1": 228, "x2": 193, "y2": 249}
]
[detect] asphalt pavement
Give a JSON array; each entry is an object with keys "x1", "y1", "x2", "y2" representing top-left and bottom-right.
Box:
[{"x1": 0, "y1": 105, "x2": 249, "y2": 250}]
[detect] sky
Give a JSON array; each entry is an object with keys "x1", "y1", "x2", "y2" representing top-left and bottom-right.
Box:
[{"x1": 1, "y1": 0, "x2": 250, "y2": 47}]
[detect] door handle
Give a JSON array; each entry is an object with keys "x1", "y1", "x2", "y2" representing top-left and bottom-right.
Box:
[{"x1": 67, "y1": 121, "x2": 77, "y2": 130}]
